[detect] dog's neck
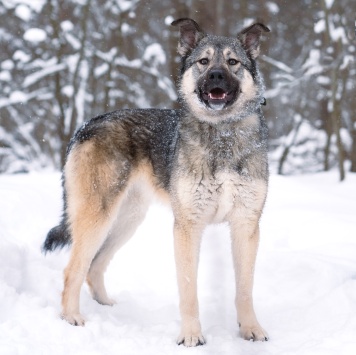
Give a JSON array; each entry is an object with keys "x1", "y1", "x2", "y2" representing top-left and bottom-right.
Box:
[
  {"x1": 177, "y1": 110, "x2": 268, "y2": 178},
  {"x1": 179, "y1": 97, "x2": 264, "y2": 125}
]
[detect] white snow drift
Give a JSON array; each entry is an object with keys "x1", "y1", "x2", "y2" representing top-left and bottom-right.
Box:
[{"x1": 0, "y1": 171, "x2": 355, "y2": 355}]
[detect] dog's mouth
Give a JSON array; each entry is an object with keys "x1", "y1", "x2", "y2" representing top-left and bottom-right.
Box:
[{"x1": 200, "y1": 88, "x2": 237, "y2": 110}]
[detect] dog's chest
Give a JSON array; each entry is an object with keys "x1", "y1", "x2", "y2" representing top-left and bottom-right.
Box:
[
  {"x1": 173, "y1": 168, "x2": 252, "y2": 224},
  {"x1": 198, "y1": 172, "x2": 239, "y2": 223},
  {"x1": 171, "y1": 118, "x2": 267, "y2": 223}
]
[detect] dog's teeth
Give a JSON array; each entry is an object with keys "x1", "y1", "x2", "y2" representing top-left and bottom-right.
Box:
[{"x1": 209, "y1": 92, "x2": 226, "y2": 100}]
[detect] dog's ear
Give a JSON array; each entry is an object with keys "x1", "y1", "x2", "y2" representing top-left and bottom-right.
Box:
[
  {"x1": 171, "y1": 18, "x2": 205, "y2": 56},
  {"x1": 238, "y1": 23, "x2": 270, "y2": 59}
]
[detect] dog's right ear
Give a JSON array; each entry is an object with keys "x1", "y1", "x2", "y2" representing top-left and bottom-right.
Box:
[
  {"x1": 238, "y1": 23, "x2": 270, "y2": 59},
  {"x1": 171, "y1": 18, "x2": 205, "y2": 56}
]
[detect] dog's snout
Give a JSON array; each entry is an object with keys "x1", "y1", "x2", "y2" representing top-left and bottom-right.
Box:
[{"x1": 209, "y1": 69, "x2": 225, "y2": 82}]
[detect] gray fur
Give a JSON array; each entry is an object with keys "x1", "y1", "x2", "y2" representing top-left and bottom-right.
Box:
[{"x1": 42, "y1": 18, "x2": 270, "y2": 347}]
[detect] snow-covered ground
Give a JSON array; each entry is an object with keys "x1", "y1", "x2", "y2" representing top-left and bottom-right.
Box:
[{"x1": 0, "y1": 171, "x2": 355, "y2": 355}]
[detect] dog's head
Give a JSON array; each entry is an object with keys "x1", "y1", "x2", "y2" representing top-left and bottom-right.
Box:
[{"x1": 172, "y1": 18, "x2": 270, "y2": 123}]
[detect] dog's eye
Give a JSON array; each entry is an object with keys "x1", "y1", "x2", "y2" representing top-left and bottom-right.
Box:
[
  {"x1": 228, "y1": 59, "x2": 239, "y2": 65},
  {"x1": 199, "y1": 58, "x2": 209, "y2": 65}
]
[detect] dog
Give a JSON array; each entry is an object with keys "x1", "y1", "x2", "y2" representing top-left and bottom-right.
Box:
[{"x1": 43, "y1": 18, "x2": 270, "y2": 347}]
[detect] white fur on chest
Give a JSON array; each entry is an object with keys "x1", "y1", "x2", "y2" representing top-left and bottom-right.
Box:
[
  {"x1": 210, "y1": 172, "x2": 237, "y2": 223},
  {"x1": 174, "y1": 171, "x2": 253, "y2": 224}
]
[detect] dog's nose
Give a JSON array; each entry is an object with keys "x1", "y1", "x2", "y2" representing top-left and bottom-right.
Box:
[{"x1": 209, "y1": 69, "x2": 225, "y2": 82}]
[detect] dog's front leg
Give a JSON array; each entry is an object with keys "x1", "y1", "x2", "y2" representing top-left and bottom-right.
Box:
[
  {"x1": 174, "y1": 221, "x2": 206, "y2": 347},
  {"x1": 231, "y1": 222, "x2": 269, "y2": 341}
]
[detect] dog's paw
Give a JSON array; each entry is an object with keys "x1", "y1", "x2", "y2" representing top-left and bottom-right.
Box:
[
  {"x1": 239, "y1": 323, "x2": 268, "y2": 342},
  {"x1": 61, "y1": 313, "x2": 86, "y2": 326},
  {"x1": 177, "y1": 317, "x2": 206, "y2": 347},
  {"x1": 177, "y1": 333, "x2": 206, "y2": 347},
  {"x1": 94, "y1": 296, "x2": 116, "y2": 307}
]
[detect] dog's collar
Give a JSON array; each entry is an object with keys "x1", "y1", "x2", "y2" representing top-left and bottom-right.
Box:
[{"x1": 261, "y1": 97, "x2": 266, "y2": 106}]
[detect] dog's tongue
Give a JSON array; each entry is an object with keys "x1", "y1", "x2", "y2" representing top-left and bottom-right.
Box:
[{"x1": 208, "y1": 88, "x2": 226, "y2": 100}]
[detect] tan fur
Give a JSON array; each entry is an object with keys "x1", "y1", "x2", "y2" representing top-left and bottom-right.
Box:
[
  {"x1": 61, "y1": 141, "x2": 168, "y2": 325},
  {"x1": 51, "y1": 19, "x2": 270, "y2": 348},
  {"x1": 196, "y1": 47, "x2": 215, "y2": 70},
  {"x1": 236, "y1": 70, "x2": 257, "y2": 108},
  {"x1": 180, "y1": 63, "x2": 257, "y2": 124},
  {"x1": 223, "y1": 48, "x2": 241, "y2": 67},
  {"x1": 170, "y1": 138, "x2": 268, "y2": 344},
  {"x1": 61, "y1": 135, "x2": 267, "y2": 339}
]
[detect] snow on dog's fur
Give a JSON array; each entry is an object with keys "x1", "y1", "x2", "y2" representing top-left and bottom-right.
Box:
[{"x1": 43, "y1": 18, "x2": 270, "y2": 347}]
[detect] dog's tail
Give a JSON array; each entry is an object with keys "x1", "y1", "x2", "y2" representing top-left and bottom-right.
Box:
[{"x1": 42, "y1": 222, "x2": 71, "y2": 253}]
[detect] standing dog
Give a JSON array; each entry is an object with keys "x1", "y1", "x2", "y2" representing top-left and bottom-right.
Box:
[{"x1": 43, "y1": 18, "x2": 270, "y2": 347}]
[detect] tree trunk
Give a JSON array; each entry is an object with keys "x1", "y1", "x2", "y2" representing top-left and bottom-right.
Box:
[
  {"x1": 48, "y1": 0, "x2": 67, "y2": 168},
  {"x1": 322, "y1": 1, "x2": 346, "y2": 181},
  {"x1": 350, "y1": 128, "x2": 356, "y2": 172},
  {"x1": 320, "y1": 99, "x2": 332, "y2": 171},
  {"x1": 330, "y1": 64, "x2": 345, "y2": 181},
  {"x1": 67, "y1": 0, "x2": 92, "y2": 143},
  {"x1": 278, "y1": 118, "x2": 303, "y2": 175}
]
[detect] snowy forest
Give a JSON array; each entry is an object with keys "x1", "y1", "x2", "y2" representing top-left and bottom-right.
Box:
[
  {"x1": 0, "y1": 0, "x2": 355, "y2": 180},
  {"x1": 1, "y1": 2, "x2": 356, "y2": 354}
]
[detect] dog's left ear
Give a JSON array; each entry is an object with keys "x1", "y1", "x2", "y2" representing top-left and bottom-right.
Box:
[
  {"x1": 171, "y1": 18, "x2": 205, "y2": 56},
  {"x1": 238, "y1": 23, "x2": 270, "y2": 59}
]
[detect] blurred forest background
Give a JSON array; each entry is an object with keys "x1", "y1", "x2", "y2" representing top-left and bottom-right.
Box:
[{"x1": 0, "y1": 0, "x2": 355, "y2": 180}]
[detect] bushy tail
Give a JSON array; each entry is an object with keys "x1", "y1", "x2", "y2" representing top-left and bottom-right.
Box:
[{"x1": 42, "y1": 223, "x2": 72, "y2": 253}]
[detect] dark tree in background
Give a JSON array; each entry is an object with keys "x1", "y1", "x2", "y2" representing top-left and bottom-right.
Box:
[{"x1": 0, "y1": 0, "x2": 355, "y2": 181}]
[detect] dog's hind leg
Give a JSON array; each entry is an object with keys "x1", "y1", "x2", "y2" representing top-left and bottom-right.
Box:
[
  {"x1": 62, "y1": 209, "x2": 118, "y2": 326},
  {"x1": 86, "y1": 184, "x2": 151, "y2": 306},
  {"x1": 61, "y1": 142, "x2": 131, "y2": 326}
]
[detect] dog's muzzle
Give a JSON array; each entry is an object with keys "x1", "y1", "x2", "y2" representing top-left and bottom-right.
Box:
[
  {"x1": 199, "y1": 69, "x2": 239, "y2": 110},
  {"x1": 201, "y1": 88, "x2": 236, "y2": 106}
]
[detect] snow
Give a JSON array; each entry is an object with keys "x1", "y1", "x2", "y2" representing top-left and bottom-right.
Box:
[
  {"x1": 9, "y1": 90, "x2": 27, "y2": 104},
  {"x1": 0, "y1": 171, "x2": 356, "y2": 355},
  {"x1": 1, "y1": 59, "x2": 14, "y2": 71},
  {"x1": 302, "y1": 49, "x2": 323, "y2": 77},
  {"x1": 316, "y1": 75, "x2": 330, "y2": 85},
  {"x1": 340, "y1": 55, "x2": 355, "y2": 70},
  {"x1": 265, "y1": 2, "x2": 279, "y2": 14},
  {"x1": 329, "y1": 26, "x2": 347, "y2": 44},
  {"x1": 121, "y1": 23, "x2": 131, "y2": 34},
  {"x1": 94, "y1": 63, "x2": 109, "y2": 78},
  {"x1": 143, "y1": 43, "x2": 166, "y2": 66},
  {"x1": 61, "y1": 85, "x2": 74, "y2": 97},
  {"x1": 14, "y1": 4, "x2": 31, "y2": 21},
  {"x1": 262, "y1": 55, "x2": 293, "y2": 74},
  {"x1": 61, "y1": 20, "x2": 74, "y2": 32},
  {"x1": 23, "y1": 62, "x2": 67, "y2": 88},
  {"x1": 116, "y1": 0, "x2": 139, "y2": 12},
  {"x1": 325, "y1": 0, "x2": 334, "y2": 9},
  {"x1": 65, "y1": 32, "x2": 81, "y2": 51},
  {"x1": 165, "y1": 15, "x2": 174, "y2": 26},
  {"x1": 0, "y1": 88, "x2": 51, "y2": 110},
  {"x1": 314, "y1": 19, "x2": 325, "y2": 34},
  {"x1": 23, "y1": 28, "x2": 47, "y2": 43},
  {"x1": 13, "y1": 50, "x2": 31, "y2": 63},
  {"x1": 2, "y1": 0, "x2": 45, "y2": 12},
  {"x1": 0, "y1": 71, "x2": 11, "y2": 81}
]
